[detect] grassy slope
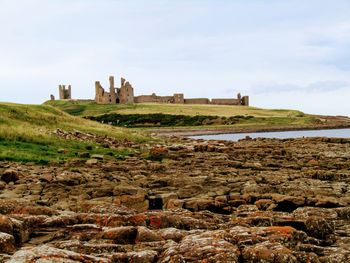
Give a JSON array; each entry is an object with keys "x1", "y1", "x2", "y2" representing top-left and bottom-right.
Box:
[
  {"x1": 0, "y1": 102, "x2": 148, "y2": 163},
  {"x1": 46, "y1": 100, "x2": 318, "y2": 130}
]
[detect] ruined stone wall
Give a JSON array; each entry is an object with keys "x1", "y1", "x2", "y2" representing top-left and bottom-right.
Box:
[
  {"x1": 184, "y1": 98, "x2": 210, "y2": 104},
  {"x1": 134, "y1": 94, "x2": 174, "y2": 103},
  {"x1": 59, "y1": 85, "x2": 71, "y2": 100},
  {"x1": 211, "y1": 99, "x2": 240, "y2": 105},
  {"x1": 95, "y1": 81, "x2": 116, "y2": 104}
]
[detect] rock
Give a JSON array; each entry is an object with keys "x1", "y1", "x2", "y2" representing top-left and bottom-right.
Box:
[
  {"x1": 10, "y1": 218, "x2": 29, "y2": 244},
  {"x1": 149, "y1": 147, "x2": 168, "y2": 161},
  {"x1": 156, "y1": 193, "x2": 178, "y2": 208},
  {"x1": 0, "y1": 215, "x2": 13, "y2": 235},
  {"x1": 183, "y1": 198, "x2": 214, "y2": 212},
  {"x1": 177, "y1": 184, "x2": 203, "y2": 199},
  {"x1": 57, "y1": 148, "x2": 65, "y2": 153},
  {"x1": 39, "y1": 173, "x2": 54, "y2": 183},
  {"x1": 308, "y1": 159, "x2": 319, "y2": 166},
  {"x1": 0, "y1": 232, "x2": 15, "y2": 253},
  {"x1": 242, "y1": 241, "x2": 297, "y2": 262},
  {"x1": 1, "y1": 169, "x2": 20, "y2": 184},
  {"x1": 255, "y1": 199, "x2": 274, "y2": 210},
  {"x1": 305, "y1": 216, "x2": 335, "y2": 240},
  {"x1": 112, "y1": 250, "x2": 158, "y2": 263},
  {"x1": 158, "y1": 228, "x2": 185, "y2": 242},
  {"x1": 136, "y1": 226, "x2": 163, "y2": 242},
  {"x1": 56, "y1": 173, "x2": 84, "y2": 186},
  {"x1": 91, "y1": 154, "x2": 104, "y2": 160},
  {"x1": 113, "y1": 185, "x2": 144, "y2": 196},
  {"x1": 102, "y1": 226, "x2": 138, "y2": 244},
  {"x1": 86, "y1": 159, "x2": 98, "y2": 166},
  {"x1": 7, "y1": 245, "x2": 108, "y2": 262},
  {"x1": 159, "y1": 231, "x2": 240, "y2": 262}
]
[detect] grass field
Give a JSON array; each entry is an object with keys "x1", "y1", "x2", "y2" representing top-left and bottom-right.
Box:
[
  {"x1": 46, "y1": 100, "x2": 319, "y2": 129},
  {"x1": 46, "y1": 100, "x2": 305, "y2": 118},
  {"x1": 0, "y1": 102, "x2": 147, "y2": 163}
]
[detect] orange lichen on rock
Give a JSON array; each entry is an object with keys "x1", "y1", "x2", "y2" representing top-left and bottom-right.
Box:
[{"x1": 265, "y1": 226, "x2": 296, "y2": 236}]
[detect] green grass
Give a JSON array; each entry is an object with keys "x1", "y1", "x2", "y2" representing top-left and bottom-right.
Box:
[
  {"x1": 0, "y1": 102, "x2": 148, "y2": 163},
  {"x1": 46, "y1": 100, "x2": 305, "y2": 118}
]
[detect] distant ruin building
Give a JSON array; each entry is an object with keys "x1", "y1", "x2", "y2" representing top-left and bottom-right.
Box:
[
  {"x1": 59, "y1": 85, "x2": 72, "y2": 100},
  {"x1": 50, "y1": 94, "x2": 55, "y2": 101},
  {"x1": 95, "y1": 75, "x2": 249, "y2": 106}
]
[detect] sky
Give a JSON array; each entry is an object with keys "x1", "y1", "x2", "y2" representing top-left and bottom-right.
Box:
[{"x1": 1, "y1": 0, "x2": 350, "y2": 116}]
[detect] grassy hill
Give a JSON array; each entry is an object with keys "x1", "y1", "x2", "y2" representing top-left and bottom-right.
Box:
[
  {"x1": 46, "y1": 100, "x2": 305, "y2": 118},
  {"x1": 0, "y1": 102, "x2": 148, "y2": 164}
]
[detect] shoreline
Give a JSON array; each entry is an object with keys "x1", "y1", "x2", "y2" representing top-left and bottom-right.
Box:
[{"x1": 152, "y1": 123, "x2": 350, "y2": 137}]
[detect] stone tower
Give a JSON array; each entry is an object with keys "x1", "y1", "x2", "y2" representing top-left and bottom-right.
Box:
[
  {"x1": 173, "y1": 93, "x2": 184, "y2": 104},
  {"x1": 109, "y1": 76, "x2": 117, "y2": 103},
  {"x1": 119, "y1": 77, "x2": 134, "y2": 104},
  {"x1": 59, "y1": 85, "x2": 71, "y2": 100},
  {"x1": 241, "y1": 96, "x2": 249, "y2": 106}
]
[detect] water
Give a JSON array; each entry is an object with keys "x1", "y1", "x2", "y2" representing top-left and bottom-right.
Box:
[{"x1": 190, "y1": 128, "x2": 350, "y2": 141}]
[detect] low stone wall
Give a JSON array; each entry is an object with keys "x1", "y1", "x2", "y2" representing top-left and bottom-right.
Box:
[
  {"x1": 135, "y1": 95, "x2": 174, "y2": 103},
  {"x1": 211, "y1": 99, "x2": 240, "y2": 105},
  {"x1": 184, "y1": 98, "x2": 210, "y2": 104}
]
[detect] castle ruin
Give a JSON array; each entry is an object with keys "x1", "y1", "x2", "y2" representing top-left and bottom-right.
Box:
[
  {"x1": 59, "y1": 85, "x2": 71, "y2": 100},
  {"x1": 53, "y1": 76, "x2": 249, "y2": 106},
  {"x1": 94, "y1": 76, "x2": 249, "y2": 106}
]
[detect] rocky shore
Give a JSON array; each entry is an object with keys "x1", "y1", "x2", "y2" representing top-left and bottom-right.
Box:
[{"x1": 0, "y1": 136, "x2": 350, "y2": 262}]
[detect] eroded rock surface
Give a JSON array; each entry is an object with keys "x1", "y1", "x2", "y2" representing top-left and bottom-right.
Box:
[{"x1": 0, "y1": 137, "x2": 350, "y2": 262}]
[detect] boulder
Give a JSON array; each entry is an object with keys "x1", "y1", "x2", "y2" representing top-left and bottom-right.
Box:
[
  {"x1": 0, "y1": 232, "x2": 15, "y2": 253},
  {"x1": 242, "y1": 241, "x2": 298, "y2": 263},
  {"x1": 305, "y1": 217, "x2": 335, "y2": 240},
  {"x1": 102, "y1": 226, "x2": 138, "y2": 244},
  {"x1": 136, "y1": 226, "x2": 163, "y2": 242},
  {"x1": 0, "y1": 215, "x2": 13, "y2": 235},
  {"x1": 112, "y1": 250, "x2": 158, "y2": 263},
  {"x1": 149, "y1": 147, "x2": 168, "y2": 161},
  {"x1": 1, "y1": 169, "x2": 20, "y2": 184},
  {"x1": 86, "y1": 159, "x2": 98, "y2": 166},
  {"x1": 159, "y1": 231, "x2": 240, "y2": 262},
  {"x1": 7, "y1": 245, "x2": 108, "y2": 262}
]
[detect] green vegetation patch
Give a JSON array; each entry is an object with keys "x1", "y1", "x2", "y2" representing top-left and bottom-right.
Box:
[
  {"x1": 0, "y1": 138, "x2": 132, "y2": 164},
  {"x1": 86, "y1": 113, "x2": 254, "y2": 127}
]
